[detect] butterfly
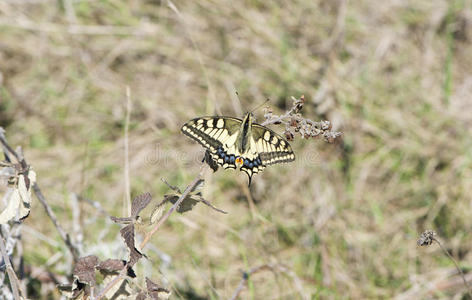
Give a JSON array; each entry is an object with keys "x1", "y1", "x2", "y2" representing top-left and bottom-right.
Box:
[{"x1": 181, "y1": 112, "x2": 295, "y2": 186}]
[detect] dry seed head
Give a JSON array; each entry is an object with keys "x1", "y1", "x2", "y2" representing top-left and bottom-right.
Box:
[
  {"x1": 417, "y1": 230, "x2": 436, "y2": 246},
  {"x1": 284, "y1": 130, "x2": 294, "y2": 141}
]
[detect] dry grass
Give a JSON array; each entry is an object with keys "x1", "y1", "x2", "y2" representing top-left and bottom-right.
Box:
[{"x1": 1, "y1": 0, "x2": 472, "y2": 299}]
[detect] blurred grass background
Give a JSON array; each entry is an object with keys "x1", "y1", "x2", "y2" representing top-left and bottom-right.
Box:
[{"x1": 1, "y1": 0, "x2": 472, "y2": 298}]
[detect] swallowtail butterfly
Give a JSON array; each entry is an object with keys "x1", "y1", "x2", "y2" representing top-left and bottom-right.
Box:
[{"x1": 181, "y1": 113, "x2": 295, "y2": 186}]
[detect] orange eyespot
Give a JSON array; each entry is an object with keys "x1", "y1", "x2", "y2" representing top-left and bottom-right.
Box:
[{"x1": 235, "y1": 157, "x2": 244, "y2": 167}]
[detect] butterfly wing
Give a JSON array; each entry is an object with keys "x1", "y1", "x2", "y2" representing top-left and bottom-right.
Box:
[
  {"x1": 250, "y1": 123, "x2": 295, "y2": 165},
  {"x1": 181, "y1": 116, "x2": 242, "y2": 170}
]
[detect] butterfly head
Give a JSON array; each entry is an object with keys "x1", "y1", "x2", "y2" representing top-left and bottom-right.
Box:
[{"x1": 242, "y1": 112, "x2": 255, "y2": 124}]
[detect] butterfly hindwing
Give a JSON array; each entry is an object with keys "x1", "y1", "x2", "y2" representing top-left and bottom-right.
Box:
[{"x1": 251, "y1": 124, "x2": 295, "y2": 166}]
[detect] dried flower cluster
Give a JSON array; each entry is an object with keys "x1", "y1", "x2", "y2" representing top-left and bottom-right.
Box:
[
  {"x1": 417, "y1": 230, "x2": 436, "y2": 247},
  {"x1": 262, "y1": 95, "x2": 342, "y2": 143}
]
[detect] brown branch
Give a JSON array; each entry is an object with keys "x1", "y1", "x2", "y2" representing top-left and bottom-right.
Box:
[
  {"x1": 33, "y1": 184, "x2": 80, "y2": 262},
  {"x1": 432, "y1": 237, "x2": 472, "y2": 298},
  {"x1": 0, "y1": 233, "x2": 22, "y2": 299}
]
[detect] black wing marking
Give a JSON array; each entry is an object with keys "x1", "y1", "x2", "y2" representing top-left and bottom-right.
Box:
[{"x1": 251, "y1": 123, "x2": 295, "y2": 166}]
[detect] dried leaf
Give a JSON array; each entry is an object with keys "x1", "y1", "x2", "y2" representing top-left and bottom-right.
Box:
[
  {"x1": 164, "y1": 193, "x2": 198, "y2": 213},
  {"x1": 0, "y1": 166, "x2": 15, "y2": 186},
  {"x1": 111, "y1": 193, "x2": 152, "y2": 225},
  {"x1": 18, "y1": 171, "x2": 35, "y2": 219},
  {"x1": 0, "y1": 188, "x2": 21, "y2": 224},
  {"x1": 131, "y1": 192, "x2": 152, "y2": 219},
  {"x1": 149, "y1": 202, "x2": 165, "y2": 225},
  {"x1": 97, "y1": 259, "x2": 136, "y2": 278},
  {"x1": 146, "y1": 277, "x2": 171, "y2": 300},
  {"x1": 97, "y1": 259, "x2": 126, "y2": 274},
  {"x1": 0, "y1": 171, "x2": 36, "y2": 224},
  {"x1": 73, "y1": 255, "x2": 99, "y2": 286},
  {"x1": 57, "y1": 280, "x2": 86, "y2": 299},
  {"x1": 120, "y1": 224, "x2": 143, "y2": 267}
]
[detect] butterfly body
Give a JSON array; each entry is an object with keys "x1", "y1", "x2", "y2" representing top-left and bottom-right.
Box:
[{"x1": 181, "y1": 113, "x2": 295, "y2": 185}]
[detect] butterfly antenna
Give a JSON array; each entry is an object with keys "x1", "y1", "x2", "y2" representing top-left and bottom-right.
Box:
[{"x1": 249, "y1": 98, "x2": 270, "y2": 114}]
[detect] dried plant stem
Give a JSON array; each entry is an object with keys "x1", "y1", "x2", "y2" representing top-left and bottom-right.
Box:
[
  {"x1": 124, "y1": 86, "x2": 132, "y2": 217},
  {"x1": 0, "y1": 234, "x2": 22, "y2": 300},
  {"x1": 261, "y1": 104, "x2": 298, "y2": 127},
  {"x1": 94, "y1": 167, "x2": 206, "y2": 300},
  {"x1": 0, "y1": 129, "x2": 20, "y2": 162},
  {"x1": 33, "y1": 184, "x2": 80, "y2": 262},
  {"x1": 433, "y1": 237, "x2": 472, "y2": 297}
]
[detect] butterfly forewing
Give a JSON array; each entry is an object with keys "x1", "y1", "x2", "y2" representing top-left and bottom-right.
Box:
[{"x1": 181, "y1": 117, "x2": 238, "y2": 150}]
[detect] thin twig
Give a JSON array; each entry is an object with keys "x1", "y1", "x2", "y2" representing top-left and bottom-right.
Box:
[
  {"x1": 124, "y1": 86, "x2": 132, "y2": 217},
  {"x1": 229, "y1": 264, "x2": 274, "y2": 300},
  {"x1": 0, "y1": 234, "x2": 21, "y2": 300},
  {"x1": 33, "y1": 184, "x2": 80, "y2": 262},
  {"x1": 76, "y1": 194, "x2": 111, "y2": 218},
  {"x1": 0, "y1": 128, "x2": 20, "y2": 162},
  {"x1": 433, "y1": 237, "x2": 472, "y2": 298},
  {"x1": 70, "y1": 193, "x2": 84, "y2": 256}
]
